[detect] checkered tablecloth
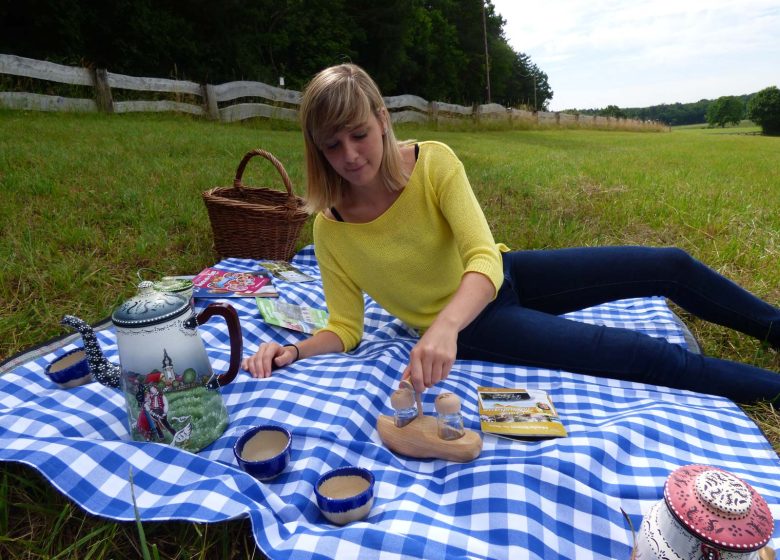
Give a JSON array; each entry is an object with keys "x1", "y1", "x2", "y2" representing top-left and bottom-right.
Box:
[{"x1": 1, "y1": 246, "x2": 778, "y2": 559}]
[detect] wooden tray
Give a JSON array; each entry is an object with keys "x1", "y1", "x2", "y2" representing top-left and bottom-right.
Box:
[{"x1": 376, "y1": 415, "x2": 482, "y2": 463}]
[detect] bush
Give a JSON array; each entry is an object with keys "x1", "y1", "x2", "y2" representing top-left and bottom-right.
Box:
[{"x1": 747, "y1": 86, "x2": 780, "y2": 135}]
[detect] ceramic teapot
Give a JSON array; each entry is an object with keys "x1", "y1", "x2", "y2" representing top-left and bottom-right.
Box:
[
  {"x1": 111, "y1": 281, "x2": 242, "y2": 452},
  {"x1": 635, "y1": 464, "x2": 775, "y2": 559}
]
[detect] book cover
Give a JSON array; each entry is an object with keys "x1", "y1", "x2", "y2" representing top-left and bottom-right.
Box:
[
  {"x1": 192, "y1": 268, "x2": 278, "y2": 298},
  {"x1": 477, "y1": 387, "x2": 567, "y2": 439},
  {"x1": 257, "y1": 260, "x2": 316, "y2": 283},
  {"x1": 256, "y1": 299, "x2": 328, "y2": 334}
]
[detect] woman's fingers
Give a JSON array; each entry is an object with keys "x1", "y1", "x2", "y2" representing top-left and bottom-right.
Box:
[
  {"x1": 404, "y1": 342, "x2": 455, "y2": 392},
  {"x1": 241, "y1": 343, "x2": 292, "y2": 378}
]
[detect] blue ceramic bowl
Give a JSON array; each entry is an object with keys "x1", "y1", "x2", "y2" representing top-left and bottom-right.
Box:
[
  {"x1": 233, "y1": 425, "x2": 291, "y2": 481},
  {"x1": 45, "y1": 349, "x2": 92, "y2": 388},
  {"x1": 314, "y1": 466, "x2": 375, "y2": 525}
]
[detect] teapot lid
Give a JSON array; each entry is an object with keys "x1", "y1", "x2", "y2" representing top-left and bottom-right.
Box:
[
  {"x1": 664, "y1": 464, "x2": 773, "y2": 552},
  {"x1": 112, "y1": 281, "x2": 190, "y2": 327},
  {"x1": 152, "y1": 276, "x2": 193, "y2": 295}
]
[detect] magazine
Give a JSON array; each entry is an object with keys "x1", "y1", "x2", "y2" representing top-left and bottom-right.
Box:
[
  {"x1": 256, "y1": 299, "x2": 329, "y2": 334},
  {"x1": 257, "y1": 260, "x2": 316, "y2": 283},
  {"x1": 192, "y1": 267, "x2": 278, "y2": 298},
  {"x1": 477, "y1": 387, "x2": 567, "y2": 440}
]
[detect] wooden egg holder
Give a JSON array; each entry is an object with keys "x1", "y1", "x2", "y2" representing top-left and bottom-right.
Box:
[
  {"x1": 376, "y1": 414, "x2": 482, "y2": 463},
  {"x1": 376, "y1": 383, "x2": 482, "y2": 463}
]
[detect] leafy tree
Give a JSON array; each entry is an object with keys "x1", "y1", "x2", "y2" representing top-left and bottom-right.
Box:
[
  {"x1": 600, "y1": 105, "x2": 626, "y2": 119},
  {"x1": 504, "y1": 53, "x2": 551, "y2": 111},
  {"x1": 531, "y1": 71, "x2": 552, "y2": 111},
  {"x1": 483, "y1": 35, "x2": 515, "y2": 103},
  {"x1": 346, "y1": 0, "x2": 417, "y2": 94},
  {"x1": 747, "y1": 86, "x2": 780, "y2": 136},
  {"x1": 706, "y1": 96, "x2": 744, "y2": 128},
  {"x1": 275, "y1": 0, "x2": 359, "y2": 89},
  {"x1": 396, "y1": 5, "x2": 467, "y2": 102},
  {"x1": 445, "y1": 0, "x2": 491, "y2": 102}
]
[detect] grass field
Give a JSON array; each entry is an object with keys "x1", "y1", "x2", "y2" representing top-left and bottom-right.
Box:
[{"x1": 1, "y1": 110, "x2": 779, "y2": 558}]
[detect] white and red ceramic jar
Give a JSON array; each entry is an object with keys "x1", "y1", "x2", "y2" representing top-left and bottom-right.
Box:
[{"x1": 636, "y1": 464, "x2": 775, "y2": 559}]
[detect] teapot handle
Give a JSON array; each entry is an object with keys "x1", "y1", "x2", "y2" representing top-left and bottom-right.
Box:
[{"x1": 197, "y1": 303, "x2": 243, "y2": 387}]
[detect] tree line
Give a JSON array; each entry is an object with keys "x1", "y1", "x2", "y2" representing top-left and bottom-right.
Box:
[
  {"x1": 0, "y1": 0, "x2": 552, "y2": 110},
  {"x1": 578, "y1": 98, "x2": 724, "y2": 126},
  {"x1": 578, "y1": 89, "x2": 780, "y2": 134}
]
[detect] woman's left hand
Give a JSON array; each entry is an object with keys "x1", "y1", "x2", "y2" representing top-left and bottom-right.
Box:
[{"x1": 402, "y1": 324, "x2": 458, "y2": 393}]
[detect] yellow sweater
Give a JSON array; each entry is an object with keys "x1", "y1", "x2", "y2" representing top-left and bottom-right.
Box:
[{"x1": 313, "y1": 141, "x2": 507, "y2": 351}]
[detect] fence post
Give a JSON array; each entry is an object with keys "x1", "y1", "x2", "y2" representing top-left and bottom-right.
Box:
[
  {"x1": 93, "y1": 68, "x2": 113, "y2": 113},
  {"x1": 202, "y1": 84, "x2": 220, "y2": 121},
  {"x1": 472, "y1": 102, "x2": 480, "y2": 126},
  {"x1": 428, "y1": 101, "x2": 439, "y2": 129}
]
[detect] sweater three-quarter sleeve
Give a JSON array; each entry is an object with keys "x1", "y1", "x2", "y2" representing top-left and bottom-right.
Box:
[
  {"x1": 313, "y1": 216, "x2": 366, "y2": 351},
  {"x1": 428, "y1": 144, "x2": 505, "y2": 295}
]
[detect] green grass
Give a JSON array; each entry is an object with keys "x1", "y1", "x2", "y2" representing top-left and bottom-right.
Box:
[
  {"x1": 674, "y1": 119, "x2": 761, "y2": 134},
  {"x1": 1, "y1": 110, "x2": 779, "y2": 557}
]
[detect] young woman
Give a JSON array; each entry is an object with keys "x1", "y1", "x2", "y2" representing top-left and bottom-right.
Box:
[{"x1": 242, "y1": 63, "x2": 780, "y2": 404}]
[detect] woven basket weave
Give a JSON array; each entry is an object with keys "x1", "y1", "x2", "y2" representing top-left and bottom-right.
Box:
[{"x1": 202, "y1": 149, "x2": 309, "y2": 261}]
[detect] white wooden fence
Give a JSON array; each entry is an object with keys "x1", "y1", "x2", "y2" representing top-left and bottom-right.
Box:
[{"x1": 0, "y1": 54, "x2": 665, "y2": 131}]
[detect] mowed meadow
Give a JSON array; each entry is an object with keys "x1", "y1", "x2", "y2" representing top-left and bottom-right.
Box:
[{"x1": 1, "y1": 110, "x2": 779, "y2": 557}]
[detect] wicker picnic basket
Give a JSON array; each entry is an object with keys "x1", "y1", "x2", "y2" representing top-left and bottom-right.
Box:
[{"x1": 202, "y1": 149, "x2": 309, "y2": 261}]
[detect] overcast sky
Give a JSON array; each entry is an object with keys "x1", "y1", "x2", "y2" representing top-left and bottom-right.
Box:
[{"x1": 491, "y1": 0, "x2": 780, "y2": 111}]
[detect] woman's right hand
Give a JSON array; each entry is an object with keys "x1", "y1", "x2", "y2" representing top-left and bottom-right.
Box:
[{"x1": 241, "y1": 342, "x2": 297, "y2": 379}]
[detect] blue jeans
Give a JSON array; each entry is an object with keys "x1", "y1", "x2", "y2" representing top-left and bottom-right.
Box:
[{"x1": 457, "y1": 247, "x2": 780, "y2": 402}]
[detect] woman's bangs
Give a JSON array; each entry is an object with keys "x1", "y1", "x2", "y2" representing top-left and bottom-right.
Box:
[{"x1": 311, "y1": 84, "x2": 374, "y2": 146}]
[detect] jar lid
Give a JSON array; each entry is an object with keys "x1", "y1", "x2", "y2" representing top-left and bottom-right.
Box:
[
  {"x1": 664, "y1": 464, "x2": 774, "y2": 552},
  {"x1": 435, "y1": 393, "x2": 462, "y2": 415},
  {"x1": 390, "y1": 387, "x2": 415, "y2": 410},
  {"x1": 112, "y1": 281, "x2": 190, "y2": 327}
]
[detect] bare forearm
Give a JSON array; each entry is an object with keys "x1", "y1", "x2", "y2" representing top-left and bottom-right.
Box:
[
  {"x1": 297, "y1": 330, "x2": 344, "y2": 359},
  {"x1": 242, "y1": 329, "x2": 344, "y2": 378},
  {"x1": 430, "y1": 271, "x2": 496, "y2": 333},
  {"x1": 404, "y1": 271, "x2": 497, "y2": 392}
]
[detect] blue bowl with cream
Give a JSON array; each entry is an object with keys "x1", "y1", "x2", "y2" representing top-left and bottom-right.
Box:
[
  {"x1": 314, "y1": 466, "x2": 375, "y2": 525},
  {"x1": 233, "y1": 425, "x2": 292, "y2": 481},
  {"x1": 45, "y1": 348, "x2": 92, "y2": 388}
]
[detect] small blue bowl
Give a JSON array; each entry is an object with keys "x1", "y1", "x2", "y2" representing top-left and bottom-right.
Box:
[
  {"x1": 314, "y1": 466, "x2": 375, "y2": 525},
  {"x1": 45, "y1": 349, "x2": 92, "y2": 388},
  {"x1": 233, "y1": 425, "x2": 292, "y2": 481}
]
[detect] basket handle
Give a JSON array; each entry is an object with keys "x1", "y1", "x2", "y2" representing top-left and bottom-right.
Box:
[{"x1": 233, "y1": 149, "x2": 298, "y2": 207}]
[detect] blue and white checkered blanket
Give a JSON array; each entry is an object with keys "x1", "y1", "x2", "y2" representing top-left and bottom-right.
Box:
[{"x1": 1, "y1": 246, "x2": 778, "y2": 559}]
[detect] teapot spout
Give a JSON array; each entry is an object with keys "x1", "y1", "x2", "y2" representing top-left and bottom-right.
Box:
[{"x1": 60, "y1": 315, "x2": 121, "y2": 388}]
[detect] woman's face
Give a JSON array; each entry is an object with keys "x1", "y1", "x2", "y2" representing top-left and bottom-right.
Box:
[{"x1": 319, "y1": 112, "x2": 385, "y2": 190}]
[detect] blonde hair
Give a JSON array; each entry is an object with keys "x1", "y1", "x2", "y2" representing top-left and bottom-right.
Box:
[{"x1": 299, "y1": 64, "x2": 409, "y2": 213}]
